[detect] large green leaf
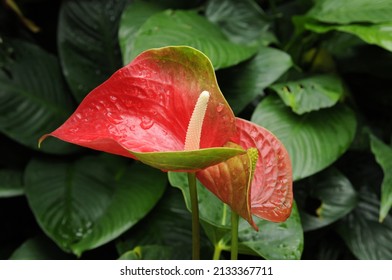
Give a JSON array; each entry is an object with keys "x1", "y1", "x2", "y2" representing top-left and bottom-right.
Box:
[
  {"x1": 123, "y1": 10, "x2": 258, "y2": 68},
  {"x1": 0, "y1": 169, "x2": 24, "y2": 198},
  {"x1": 58, "y1": 0, "x2": 127, "y2": 102},
  {"x1": 0, "y1": 38, "x2": 77, "y2": 154},
  {"x1": 251, "y1": 95, "x2": 356, "y2": 180},
  {"x1": 9, "y1": 236, "x2": 72, "y2": 260},
  {"x1": 116, "y1": 189, "x2": 211, "y2": 260},
  {"x1": 296, "y1": 168, "x2": 358, "y2": 231},
  {"x1": 269, "y1": 74, "x2": 345, "y2": 114},
  {"x1": 24, "y1": 156, "x2": 166, "y2": 256},
  {"x1": 168, "y1": 172, "x2": 303, "y2": 259},
  {"x1": 337, "y1": 188, "x2": 392, "y2": 259},
  {"x1": 119, "y1": 0, "x2": 199, "y2": 66},
  {"x1": 205, "y1": 0, "x2": 275, "y2": 46},
  {"x1": 307, "y1": 0, "x2": 392, "y2": 24},
  {"x1": 218, "y1": 46, "x2": 293, "y2": 114},
  {"x1": 305, "y1": 21, "x2": 392, "y2": 53},
  {"x1": 370, "y1": 135, "x2": 392, "y2": 222}
]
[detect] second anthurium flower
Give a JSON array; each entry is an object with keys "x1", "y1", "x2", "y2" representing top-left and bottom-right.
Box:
[{"x1": 40, "y1": 46, "x2": 292, "y2": 229}]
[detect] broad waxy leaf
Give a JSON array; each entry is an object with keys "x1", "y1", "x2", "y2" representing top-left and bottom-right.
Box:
[
  {"x1": 370, "y1": 135, "x2": 392, "y2": 222},
  {"x1": 0, "y1": 169, "x2": 24, "y2": 198},
  {"x1": 24, "y1": 156, "x2": 166, "y2": 255},
  {"x1": 168, "y1": 172, "x2": 302, "y2": 260},
  {"x1": 119, "y1": 0, "x2": 200, "y2": 66},
  {"x1": 41, "y1": 46, "x2": 244, "y2": 171},
  {"x1": 269, "y1": 74, "x2": 345, "y2": 114},
  {"x1": 0, "y1": 38, "x2": 77, "y2": 154},
  {"x1": 251, "y1": 95, "x2": 356, "y2": 180},
  {"x1": 218, "y1": 46, "x2": 293, "y2": 114},
  {"x1": 307, "y1": 0, "x2": 392, "y2": 24},
  {"x1": 305, "y1": 21, "x2": 392, "y2": 53},
  {"x1": 58, "y1": 0, "x2": 127, "y2": 102},
  {"x1": 124, "y1": 10, "x2": 259, "y2": 69},
  {"x1": 337, "y1": 188, "x2": 392, "y2": 259},
  {"x1": 205, "y1": 0, "x2": 275, "y2": 46},
  {"x1": 296, "y1": 168, "x2": 358, "y2": 231}
]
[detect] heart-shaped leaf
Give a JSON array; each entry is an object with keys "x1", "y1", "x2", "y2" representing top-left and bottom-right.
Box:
[
  {"x1": 123, "y1": 10, "x2": 258, "y2": 69},
  {"x1": 370, "y1": 135, "x2": 392, "y2": 222},
  {"x1": 296, "y1": 168, "x2": 358, "y2": 231},
  {"x1": 41, "y1": 46, "x2": 242, "y2": 171},
  {"x1": 0, "y1": 38, "x2": 77, "y2": 154},
  {"x1": 119, "y1": 0, "x2": 200, "y2": 66},
  {"x1": 269, "y1": 74, "x2": 345, "y2": 114},
  {"x1": 251, "y1": 95, "x2": 356, "y2": 180},
  {"x1": 58, "y1": 0, "x2": 126, "y2": 102},
  {"x1": 24, "y1": 156, "x2": 166, "y2": 256},
  {"x1": 218, "y1": 46, "x2": 293, "y2": 114}
]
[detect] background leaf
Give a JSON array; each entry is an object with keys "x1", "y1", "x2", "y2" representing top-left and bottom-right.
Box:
[
  {"x1": 24, "y1": 156, "x2": 166, "y2": 256},
  {"x1": 9, "y1": 236, "x2": 72, "y2": 260},
  {"x1": 370, "y1": 135, "x2": 392, "y2": 221},
  {"x1": 0, "y1": 38, "x2": 77, "y2": 154},
  {"x1": 119, "y1": 0, "x2": 199, "y2": 65},
  {"x1": 337, "y1": 188, "x2": 392, "y2": 259},
  {"x1": 296, "y1": 168, "x2": 358, "y2": 231},
  {"x1": 205, "y1": 0, "x2": 275, "y2": 46},
  {"x1": 269, "y1": 74, "x2": 345, "y2": 114},
  {"x1": 122, "y1": 10, "x2": 258, "y2": 69},
  {"x1": 305, "y1": 21, "x2": 392, "y2": 53},
  {"x1": 218, "y1": 46, "x2": 293, "y2": 114},
  {"x1": 306, "y1": 0, "x2": 392, "y2": 24},
  {"x1": 251, "y1": 95, "x2": 356, "y2": 180},
  {"x1": 116, "y1": 188, "x2": 212, "y2": 260},
  {"x1": 0, "y1": 169, "x2": 24, "y2": 198},
  {"x1": 58, "y1": 0, "x2": 127, "y2": 102}
]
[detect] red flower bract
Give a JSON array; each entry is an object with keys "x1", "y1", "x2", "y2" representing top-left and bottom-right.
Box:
[{"x1": 40, "y1": 46, "x2": 293, "y2": 228}]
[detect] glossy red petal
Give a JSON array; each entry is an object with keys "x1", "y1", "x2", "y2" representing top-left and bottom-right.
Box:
[
  {"x1": 196, "y1": 143, "x2": 257, "y2": 230},
  {"x1": 234, "y1": 118, "x2": 293, "y2": 222},
  {"x1": 42, "y1": 46, "x2": 236, "y2": 158}
]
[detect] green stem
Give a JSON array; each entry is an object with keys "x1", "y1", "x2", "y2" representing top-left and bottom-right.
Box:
[
  {"x1": 213, "y1": 245, "x2": 222, "y2": 260},
  {"x1": 188, "y1": 172, "x2": 200, "y2": 260},
  {"x1": 231, "y1": 210, "x2": 239, "y2": 260}
]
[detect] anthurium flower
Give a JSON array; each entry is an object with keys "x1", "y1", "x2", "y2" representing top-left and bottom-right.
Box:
[
  {"x1": 40, "y1": 46, "x2": 245, "y2": 171},
  {"x1": 40, "y1": 46, "x2": 292, "y2": 229},
  {"x1": 196, "y1": 118, "x2": 293, "y2": 230}
]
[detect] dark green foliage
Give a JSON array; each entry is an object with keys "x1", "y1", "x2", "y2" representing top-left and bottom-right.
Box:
[{"x1": 1, "y1": 0, "x2": 391, "y2": 260}]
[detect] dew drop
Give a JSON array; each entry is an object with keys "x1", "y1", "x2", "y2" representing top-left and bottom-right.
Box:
[
  {"x1": 75, "y1": 113, "x2": 82, "y2": 119},
  {"x1": 109, "y1": 95, "x2": 117, "y2": 102},
  {"x1": 216, "y1": 103, "x2": 224, "y2": 113},
  {"x1": 140, "y1": 116, "x2": 154, "y2": 129}
]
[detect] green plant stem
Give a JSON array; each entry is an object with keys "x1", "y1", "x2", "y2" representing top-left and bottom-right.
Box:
[
  {"x1": 231, "y1": 210, "x2": 239, "y2": 260},
  {"x1": 188, "y1": 172, "x2": 200, "y2": 260},
  {"x1": 213, "y1": 245, "x2": 222, "y2": 260}
]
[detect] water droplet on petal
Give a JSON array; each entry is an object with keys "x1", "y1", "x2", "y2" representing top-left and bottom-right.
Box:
[
  {"x1": 140, "y1": 116, "x2": 154, "y2": 129},
  {"x1": 110, "y1": 95, "x2": 117, "y2": 102}
]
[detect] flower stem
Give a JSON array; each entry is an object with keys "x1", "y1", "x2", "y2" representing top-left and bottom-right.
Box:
[
  {"x1": 231, "y1": 210, "x2": 239, "y2": 260},
  {"x1": 188, "y1": 172, "x2": 200, "y2": 260},
  {"x1": 213, "y1": 245, "x2": 222, "y2": 260}
]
